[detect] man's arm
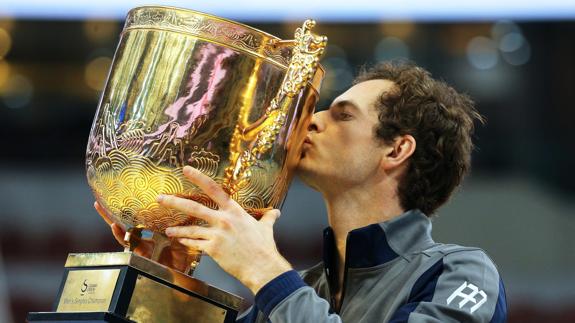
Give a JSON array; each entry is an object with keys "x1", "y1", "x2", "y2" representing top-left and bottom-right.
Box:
[
  {"x1": 389, "y1": 249, "x2": 507, "y2": 323},
  {"x1": 237, "y1": 271, "x2": 343, "y2": 323}
]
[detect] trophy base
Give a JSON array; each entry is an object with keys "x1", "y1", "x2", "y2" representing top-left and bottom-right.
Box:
[
  {"x1": 27, "y1": 311, "x2": 130, "y2": 322},
  {"x1": 27, "y1": 252, "x2": 243, "y2": 323}
]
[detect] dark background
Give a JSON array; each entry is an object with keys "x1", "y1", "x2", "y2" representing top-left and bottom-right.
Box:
[{"x1": 0, "y1": 12, "x2": 574, "y2": 323}]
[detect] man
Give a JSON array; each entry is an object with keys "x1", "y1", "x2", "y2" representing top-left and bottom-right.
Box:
[{"x1": 98, "y1": 61, "x2": 507, "y2": 322}]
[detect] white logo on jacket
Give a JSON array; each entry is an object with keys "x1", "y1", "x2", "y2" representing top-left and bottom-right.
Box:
[{"x1": 446, "y1": 281, "x2": 487, "y2": 314}]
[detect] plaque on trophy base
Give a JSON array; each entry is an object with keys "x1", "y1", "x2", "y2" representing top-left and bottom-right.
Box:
[{"x1": 27, "y1": 252, "x2": 242, "y2": 323}]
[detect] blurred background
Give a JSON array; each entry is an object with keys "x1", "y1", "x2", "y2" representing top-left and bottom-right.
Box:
[{"x1": 1, "y1": 0, "x2": 574, "y2": 322}]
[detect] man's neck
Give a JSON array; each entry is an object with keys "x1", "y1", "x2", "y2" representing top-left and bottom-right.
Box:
[
  {"x1": 324, "y1": 183, "x2": 404, "y2": 268},
  {"x1": 321, "y1": 181, "x2": 404, "y2": 312}
]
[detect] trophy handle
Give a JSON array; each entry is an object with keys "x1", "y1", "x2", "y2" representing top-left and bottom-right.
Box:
[{"x1": 224, "y1": 20, "x2": 327, "y2": 194}]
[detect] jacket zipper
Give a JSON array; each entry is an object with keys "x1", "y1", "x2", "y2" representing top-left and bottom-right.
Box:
[{"x1": 336, "y1": 234, "x2": 351, "y2": 313}]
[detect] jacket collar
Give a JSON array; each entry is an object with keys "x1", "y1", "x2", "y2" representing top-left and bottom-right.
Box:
[{"x1": 322, "y1": 209, "x2": 435, "y2": 270}]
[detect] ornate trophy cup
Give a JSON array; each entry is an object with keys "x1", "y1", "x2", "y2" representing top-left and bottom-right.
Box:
[{"x1": 27, "y1": 5, "x2": 326, "y2": 323}]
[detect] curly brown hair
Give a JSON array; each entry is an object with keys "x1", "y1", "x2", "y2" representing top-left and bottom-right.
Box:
[{"x1": 354, "y1": 61, "x2": 484, "y2": 215}]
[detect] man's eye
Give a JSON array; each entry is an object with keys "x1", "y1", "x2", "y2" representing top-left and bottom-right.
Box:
[{"x1": 340, "y1": 112, "x2": 353, "y2": 120}]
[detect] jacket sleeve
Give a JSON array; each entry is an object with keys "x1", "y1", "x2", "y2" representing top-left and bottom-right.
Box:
[
  {"x1": 388, "y1": 249, "x2": 507, "y2": 323},
  {"x1": 237, "y1": 270, "x2": 343, "y2": 323}
]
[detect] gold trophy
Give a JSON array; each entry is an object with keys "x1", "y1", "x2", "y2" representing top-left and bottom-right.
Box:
[{"x1": 27, "y1": 5, "x2": 326, "y2": 323}]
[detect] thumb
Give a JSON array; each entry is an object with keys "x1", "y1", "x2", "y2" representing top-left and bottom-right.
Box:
[
  {"x1": 259, "y1": 209, "x2": 281, "y2": 227},
  {"x1": 110, "y1": 223, "x2": 127, "y2": 245}
]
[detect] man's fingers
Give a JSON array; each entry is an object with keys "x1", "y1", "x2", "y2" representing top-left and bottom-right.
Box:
[
  {"x1": 177, "y1": 238, "x2": 210, "y2": 253},
  {"x1": 95, "y1": 201, "x2": 126, "y2": 246},
  {"x1": 110, "y1": 223, "x2": 127, "y2": 246},
  {"x1": 182, "y1": 166, "x2": 233, "y2": 209},
  {"x1": 94, "y1": 201, "x2": 113, "y2": 225},
  {"x1": 259, "y1": 209, "x2": 281, "y2": 227},
  {"x1": 157, "y1": 194, "x2": 218, "y2": 225},
  {"x1": 165, "y1": 225, "x2": 212, "y2": 240}
]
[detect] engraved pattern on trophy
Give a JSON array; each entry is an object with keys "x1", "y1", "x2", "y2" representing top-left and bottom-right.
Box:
[
  {"x1": 87, "y1": 38, "x2": 246, "y2": 232},
  {"x1": 87, "y1": 109, "x2": 187, "y2": 231},
  {"x1": 124, "y1": 6, "x2": 292, "y2": 67}
]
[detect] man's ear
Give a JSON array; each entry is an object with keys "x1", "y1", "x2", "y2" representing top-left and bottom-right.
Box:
[{"x1": 381, "y1": 135, "x2": 416, "y2": 171}]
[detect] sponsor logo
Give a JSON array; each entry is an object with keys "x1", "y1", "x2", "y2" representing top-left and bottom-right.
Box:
[
  {"x1": 80, "y1": 279, "x2": 98, "y2": 296},
  {"x1": 446, "y1": 281, "x2": 487, "y2": 314}
]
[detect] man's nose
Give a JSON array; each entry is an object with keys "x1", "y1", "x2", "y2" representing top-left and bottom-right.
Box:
[{"x1": 308, "y1": 110, "x2": 325, "y2": 132}]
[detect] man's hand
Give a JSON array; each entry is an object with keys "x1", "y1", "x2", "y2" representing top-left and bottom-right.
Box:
[
  {"x1": 94, "y1": 201, "x2": 192, "y2": 272},
  {"x1": 159, "y1": 165, "x2": 293, "y2": 295},
  {"x1": 94, "y1": 201, "x2": 154, "y2": 258}
]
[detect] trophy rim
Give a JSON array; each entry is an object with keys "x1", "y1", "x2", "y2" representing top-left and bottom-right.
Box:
[
  {"x1": 129, "y1": 5, "x2": 284, "y2": 44},
  {"x1": 124, "y1": 5, "x2": 325, "y2": 84}
]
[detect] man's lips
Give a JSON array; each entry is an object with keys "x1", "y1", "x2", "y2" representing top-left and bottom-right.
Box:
[{"x1": 300, "y1": 136, "x2": 312, "y2": 158}]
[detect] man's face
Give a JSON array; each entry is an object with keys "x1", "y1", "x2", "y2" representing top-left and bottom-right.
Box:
[{"x1": 297, "y1": 79, "x2": 396, "y2": 191}]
